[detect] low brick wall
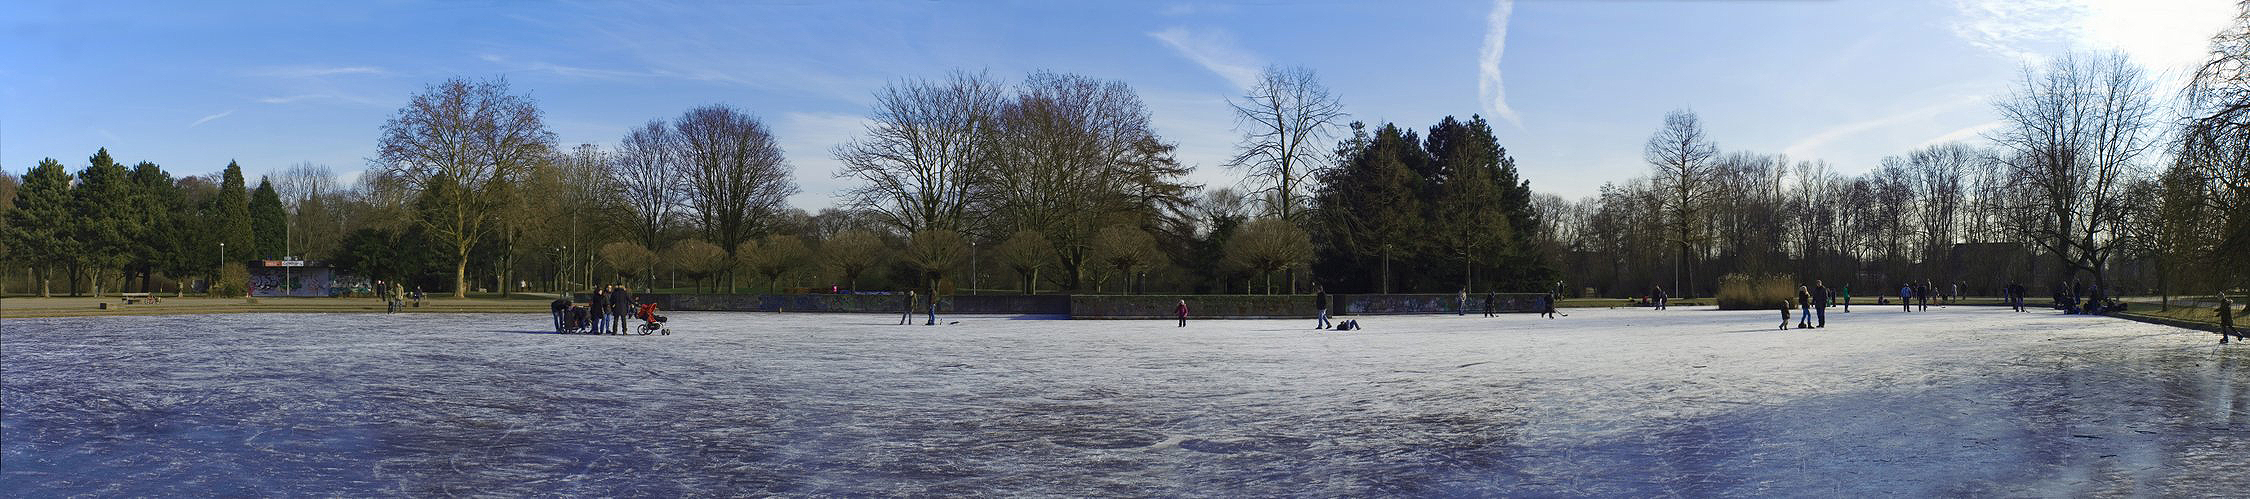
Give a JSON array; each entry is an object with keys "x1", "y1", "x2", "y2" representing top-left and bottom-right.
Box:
[
  {"x1": 1342, "y1": 293, "x2": 1547, "y2": 315},
  {"x1": 627, "y1": 293, "x2": 1070, "y2": 315},
  {"x1": 1069, "y1": 294, "x2": 1314, "y2": 319},
  {"x1": 582, "y1": 292, "x2": 1548, "y2": 318}
]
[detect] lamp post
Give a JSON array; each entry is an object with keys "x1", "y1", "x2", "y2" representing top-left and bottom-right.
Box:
[{"x1": 218, "y1": 242, "x2": 226, "y2": 295}]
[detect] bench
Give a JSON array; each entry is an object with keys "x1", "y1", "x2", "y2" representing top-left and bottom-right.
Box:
[{"x1": 120, "y1": 292, "x2": 158, "y2": 305}]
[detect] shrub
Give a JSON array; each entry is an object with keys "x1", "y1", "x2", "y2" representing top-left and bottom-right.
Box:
[
  {"x1": 213, "y1": 265, "x2": 250, "y2": 298},
  {"x1": 1716, "y1": 273, "x2": 1795, "y2": 310}
]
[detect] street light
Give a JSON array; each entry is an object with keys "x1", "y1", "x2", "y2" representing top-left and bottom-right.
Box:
[{"x1": 218, "y1": 242, "x2": 226, "y2": 295}]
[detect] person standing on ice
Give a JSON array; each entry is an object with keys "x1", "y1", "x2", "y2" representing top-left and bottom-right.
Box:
[
  {"x1": 1457, "y1": 287, "x2": 1468, "y2": 316},
  {"x1": 1840, "y1": 283, "x2": 1851, "y2": 313},
  {"x1": 1175, "y1": 299, "x2": 1189, "y2": 327},
  {"x1": 1780, "y1": 299, "x2": 1793, "y2": 330},
  {"x1": 1314, "y1": 286, "x2": 1332, "y2": 329},
  {"x1": 1483, "y1": 291, "x2": 1497, "y2": 317},
  {"x1": 900, "y1": 290, "x2": 914, "y2": 325},
  {"x1": 1653, "y1": 286, "x2": 1668, "y2": 310},
  {"x1": 1918, "y1": 281, "x2": 1931, "y2": 311},
  {"x1": 926, "y1": 289, "x2": 938, "y2": 326},
  {"x1": 1812, "y1": 280, "x2": 1830, "y2": 328},
  {"x1": 1900, "y1": 283, "x2": 1913, "y2": 312},
  {"x1": 589, "y1": 286, "x2": 607, "y2": 334},
  {"x1": 1797, "y1": 286, "x2": 1814, "y2": 329},
  {"x1": 2218, "y1": 294, "x2": 2235, "y2": 344}
]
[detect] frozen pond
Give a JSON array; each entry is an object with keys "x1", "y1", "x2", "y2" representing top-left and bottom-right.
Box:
[{"x1": 7, "y1": 306, "x2": 2250, "y2": 495}]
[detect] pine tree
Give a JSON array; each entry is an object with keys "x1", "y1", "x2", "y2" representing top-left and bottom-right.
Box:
[
  {"x1": 128, "y1": 162, "x2": 181, "y2": 292},
  {"x1": 1312, "y1": 122, "x2": 1427, "y2": 293},
  {"x1": 4, "y1": 158, "x2": 75, "y2": 296},
  {"x1": 216, "y1": 161, "x2": 254, "y2": 270},
  {"x1": 250, "y1": 176, "x2": 287, "y2": 259},
  {"x1": 69, "y1": 148, "x2": 136, "y2": 296}
]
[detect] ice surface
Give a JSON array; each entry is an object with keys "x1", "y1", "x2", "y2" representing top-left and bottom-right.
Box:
[{"x1": 6, "y1": 306, "x2": 2250, "y2": 495}]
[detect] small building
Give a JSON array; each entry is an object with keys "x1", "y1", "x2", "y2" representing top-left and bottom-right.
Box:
[{"x1": 249, "y1": 260, "x2": 341, "y2": 297}]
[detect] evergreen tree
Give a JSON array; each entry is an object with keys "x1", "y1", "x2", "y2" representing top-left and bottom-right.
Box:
[
  {"x1": 127, "y1": 161, "x2": 181, "y2": 292},
  {"x1": 250, "y1": 176, "x2": 287, "y2": 259},
  {"x1": 69, "y1": 148, "x2": 136, "y2": 296},
  {"x1": 1312, "y1": 122, "x2": 1427, "y2": 293},
  {"x1": 4, "y1": 158, "x2": 75, "y2": 296},
  {"x1": 216, "y1": 161, "x2": 254, "y2": 269}
]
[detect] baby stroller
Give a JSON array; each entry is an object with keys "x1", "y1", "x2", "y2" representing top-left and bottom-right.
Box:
[
  {"x1": 562, "y1": 306, "x2": 594, "y2": 334},
  {"x1": 636, "y1": 303, "x2": 670, "y2": 335}
]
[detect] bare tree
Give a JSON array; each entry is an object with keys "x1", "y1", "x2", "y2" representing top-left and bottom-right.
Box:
[
  {"x1": 995, "y1": 229, "x2": 1052, "y2": 295},
  {"x1": 836, "y1": 71, "x2": 1006, "y2": 234},
  {"x1": 821, "y1": 229, "x2": 885, "y2": 290},
  {"x1": 1228, "y1": 65, "x2": 1346, "y2": 222},
  {"x1": 1644, "y1": 109, "x2": 1719, "y2": 297},
  {"x1": 613, "y1": 121, "x2": 678, "y2": 253},
  {"x1": 986, "y1": 71, "x2": 1158, "y2": 291},
  {"x1": 2177, "y1": 3, "x2": 2250, "y2": 285},
  {"x1": 1989, "y1": 52, "x2": 2161, "y2": 290},
  {"x1": 1225, "y1": 217, "x2": 1313, "y2": 295},
  {"x1": 1090, "y1": 224, "x2": 1162, "y2": 294},
  {"x1": 673, "y1": 104, "x2": 798, "y2": 287},
  {"x1": 376, "y1": 76, "x2": 556, "y2": 297}
]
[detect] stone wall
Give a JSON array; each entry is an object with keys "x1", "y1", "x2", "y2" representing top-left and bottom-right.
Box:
[{"x1": 594, "y1": 292, "x2": 1549, "y2": 318}]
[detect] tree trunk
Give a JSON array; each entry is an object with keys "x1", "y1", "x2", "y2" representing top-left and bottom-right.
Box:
[{"x1": 454, "y1": 248, "x2": 469, "y2": 298}]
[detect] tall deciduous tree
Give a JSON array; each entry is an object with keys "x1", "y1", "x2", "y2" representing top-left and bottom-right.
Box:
[
  {"x1": 821, "y1": 229, "x2": 885, "y2": 290},
  {"x1": 1228, "y1": 65, "x2": 1346, "y2": 223},
  {"x1": 1645, "y1": 109, "x2": 1719, "y2": 297},
  {"x1": 1990, "y1": 52, "x2": 2159, "y2": 291},
  {"x1": 673, "y1": 104, "x2": 797, "y2": 278},
  {"x1": 836, "y1": 71, "x2": 1005, "y2": 234},
  {"x1": 376, "y1": 76, "x2": 557, "y2": 297},
  {"x1": 613, "y1": 123, "x2": 676, "y2": 252},
  {"x1": 1225, "y1": 217, "x2": 1313, "y2": 295}
]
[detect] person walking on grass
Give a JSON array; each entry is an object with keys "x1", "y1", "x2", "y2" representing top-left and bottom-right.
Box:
[
  {"x1": 1797, "y1": 286, "x2": 1815, "y2": 329},
  {"x1": 1176, "y1": 299, "x2": 1189, "y2": 327},
  {"x1": 1900, "y1": 283, "x2": 1913, "y2": 312},
  {"x1": 1813, "y1": 280, "x2": 1830, "y2": 328},
  {"x1": 2219, "y1": 294, "x2": 2235, "y2": 344},
  {"x1": 1314, "y1": 286, "x2": 1332, "y2": 330}
]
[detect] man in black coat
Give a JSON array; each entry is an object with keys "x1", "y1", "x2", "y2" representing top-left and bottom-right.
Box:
[
  {"x1": 550, "y1": 297, "x2": 571, "y2": 332},
  {"x1": 1812, "y1": 280, "x2": 1830, "y2": 328},
  {"x1": 610, "y1": 286, "x2": 635, "y2": 334},
  {"x1": 589, "y1": 287, "x2": 608, "y2": 335},
  {"x1": 1314, "y1": 287, "x2": 1331, "y2": 330}
]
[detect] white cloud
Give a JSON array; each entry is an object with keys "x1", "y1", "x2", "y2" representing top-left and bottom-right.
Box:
[
  {"x1": 1951, "y1": 0, "x2": 2235, "y2": 76},
  {"x1": 480, "y1": 53, "x2": 651, "y2": 80},
  {"x1": 1148, "y1": 26, "x2": 1262, "y2": 90},
  {"x1": 253, "y1": 66, "x2": 389, "y2": 78},
  {"x1": 189, "y1": 110, "x2": 234, "y2": 128},
  {"x1": 1479, "y1": 0, "x2": 1521, "y2": 128},
  {"x1": 1783, "y1": 95, "x2": 1985, "y2": 157},
  {"x1": 1913, "y1": 120, "x2": 2006, "y2": 149}
]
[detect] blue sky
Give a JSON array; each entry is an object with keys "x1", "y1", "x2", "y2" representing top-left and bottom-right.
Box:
[{"x1": 2, "y1": 0, "x2": 2234, "y2": 209}]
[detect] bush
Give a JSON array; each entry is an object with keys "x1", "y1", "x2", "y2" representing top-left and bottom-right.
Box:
[
  {"x1": 1716, "y1": 273, "x2": 1795, "y2": 310},
  {"x1": 212, "y1": 265, "x2": 250, "y2": 298}
]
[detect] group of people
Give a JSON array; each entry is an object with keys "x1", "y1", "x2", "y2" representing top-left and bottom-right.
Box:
[
  {"x1": 550, "y1": 285, "x2": 645, "y2": 335},
  {"x1": 372, "y1": 280, "x2": 420, "y2": 313},
  {"x1": 1781, "y1": 280, "x2": 1837, "y2": 329}
]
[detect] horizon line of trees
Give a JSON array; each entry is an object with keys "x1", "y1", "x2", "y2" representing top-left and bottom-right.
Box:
[{"x1": 6, "y1": 6, "x2": 2243, "y2": 300}]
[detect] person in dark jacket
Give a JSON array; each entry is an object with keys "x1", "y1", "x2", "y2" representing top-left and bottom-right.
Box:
[
  {"x1": 1541, "y1": 291, "x2": 1559, "y2": 319},
  {"x1": 1483, "y1": 292, "x2": 1497, "y2": 318},
  {"x1": 589, "y1": 287, "x2": 608, "y2": 334},
  {"x1": 1812, "y1": 280, "x2": 1830, "y2": 328},
  {"x1": 1900, "y1": 283, "x2": 1912, "y2": 312},
  {"x1": 550, "y1": 297, "x2": 571, "y2": 332},
  {"x1": 610, "y1": 286, "x2": 634, "y2": 334},
  {"x1": 1797, "y1": 286, "x2": 1815, "y2": 329},
  {"x1": 1781, "y1": 299, "x2": 1793, "y2": 330},
  {"x1": 1176, "y1": 299, "x2": 1189, "y2": 327},
  {"x1": 901, "y1": 290, "x2": 915, "y2": 325},
  {"x1": 1314, "y1": 287, "x2": 1332, "y2": 330},
  {"x1": 1653, "y1": 286, "x2": 1669, "y2": 310},
  {"x1": 1917, "y1": 281, "x2": 1931, "y2": 311},
  {"x1": 2219, "y1": 294, "x2": 2235, "y2": 344}
]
